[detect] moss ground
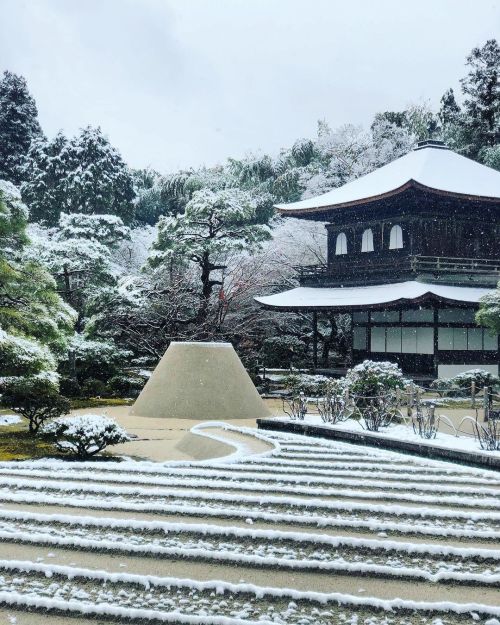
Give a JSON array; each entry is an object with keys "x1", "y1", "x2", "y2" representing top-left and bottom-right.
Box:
[
  {"x1": 70, "y1": 397, "x2": 134, "y2": 410},
  {"x1": 0, "y1": 422, "x2": 64, "y2": 461}
]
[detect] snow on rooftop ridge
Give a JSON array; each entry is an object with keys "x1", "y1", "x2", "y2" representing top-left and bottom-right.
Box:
[{"x1": 276, "y1": 144, "x2": 500, "y2": 213}]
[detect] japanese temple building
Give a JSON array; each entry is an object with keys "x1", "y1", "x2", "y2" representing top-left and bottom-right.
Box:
[{"x1": 255, "y1": 140, "x2": 500, "y2": 379}]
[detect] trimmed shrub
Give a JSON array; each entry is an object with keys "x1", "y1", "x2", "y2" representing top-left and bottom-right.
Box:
[
  {"x1": 450, "y1": 369, "x2": 499, "y2": 395},
  {"x1": 282, "y1": 373, "x2": 333, "y2": 396},
  {"x1": 108, "y1": 375, "x2": 144, "y2": 398},
  {"x1": 1, "y1": 377, "x2": 71, "y2": 434},
  {"x1": 59, "y1": 376, "x2": 82, "y2": 398},
  {"x1": 42, "y1": 414, "x2": 131, "y2": 459},
  {"x1": 345, "y1": 360, "x2": 408, "y2": 397},
  {"x1": 80, "y1": 378, "x2": 110, "y2": 398},
  {"x1": 345, "y1": 360, "x2": 408, "y2": 432}
]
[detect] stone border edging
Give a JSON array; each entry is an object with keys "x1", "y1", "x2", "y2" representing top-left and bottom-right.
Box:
[{"x1": 256, "y1": 419, "x2": 500, "y2": 471}]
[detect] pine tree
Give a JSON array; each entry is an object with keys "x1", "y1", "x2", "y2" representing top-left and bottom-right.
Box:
[
  {"x1": 460, "y1": 39, "x2": 500, "y2": 148},
  {"x1": 0, "y1": 71, "x2": 43, "y2": 185},
  {"x1": 150, "y1": 188, "x2": 271, "y2": 325}
]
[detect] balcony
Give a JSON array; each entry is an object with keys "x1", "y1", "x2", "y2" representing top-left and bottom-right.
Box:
[{"x1": 295, "y1": 255, "x2": 500, "y2": 287}]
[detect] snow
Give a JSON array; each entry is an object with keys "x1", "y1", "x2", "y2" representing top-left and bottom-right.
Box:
[
  {"x1": 1, "y1": 559, "x2": 500, "y2": 619},
  {"x1": 255, "y1": 281, "x2": 492, "y2": 309},
  {"x1": 283, "y1": 415, "x2": 500, "y2": 457},
  {"x1": 0, "y1": 414, "x2": 21, "y2": 426},
  {"x1": 276, "y1": 143, "x2": 500, "y2": 213}
]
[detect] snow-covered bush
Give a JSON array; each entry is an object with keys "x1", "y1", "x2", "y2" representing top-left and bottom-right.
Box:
[
  {"x1": 1, "y1": 376, "x2": 70, "y2": 434},
  {"x1": 345, "y1": 360, "x2": 408, "y2": 397},
  {"x1": 282, "y1": 394, "x2": 308, "y2": 421},
  {"x1": 282, "y1": 373, "x2": 332, "y2": 396},
  {"x1": 429, "y1": 378, "x2": 459, "y2": 398},
  {"x1": 317, "y1": 380, "x2": 352, "y2": 424},
  {"x1": 345, "y1": 360, "x2": 407, "y2": 431},
  {"x1": 450, "y1": 369, "x2": 499, "y2": 394},
  {"x1": 42, "y1": 414, "x2": 131, "y2": 458}
]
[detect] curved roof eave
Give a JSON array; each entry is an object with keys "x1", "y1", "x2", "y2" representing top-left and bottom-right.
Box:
[
  {"x1": 254, "y1": 282, "x2": 492, "y2": 312},
  {"x1": 275, "y1": 180, "x2": 500, "y2": 216}
]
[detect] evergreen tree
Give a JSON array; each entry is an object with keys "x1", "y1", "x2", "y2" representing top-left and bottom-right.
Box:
[
  {"x1": 21, "y1": 132, "x2": 70, "y2": 224},
  {"x1": 0, "y1": 181, "x2": 75, "y2": 388},
  {"x1": 476, "y1": 284, "x2": 500, "y2": 335},
  {"x1": 0, "y1": 71, "x2": 43, "y2": 185},
  {"x1": 150, "y1": 188, "x2": 272, "y2": 325},
  {"x1": 439, "y1": 88, "x2": 461, "y2": 126},
  {"x1": 460, "y1": 39, "x2": 500, "y2": 148},
  {"x1": 64, "y1": 126, "x2": 136, "y2": 223},
  {"x1": 22, "y1": 126, "x2": 136, "y2": 224},
  {"x1": 132, "y1": 168, "x2": 171, "y2": 225}
]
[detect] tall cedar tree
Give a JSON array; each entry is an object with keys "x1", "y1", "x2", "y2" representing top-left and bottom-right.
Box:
[
  {"x1": 22, "y1": 126, "x2": 136, "y2": 225},
  {"x1": 460, "y1": 39, "x2": 500, "y2": 147},
  {"x1": 0, "y1": 71, "x2": 43, "y2": 185}
]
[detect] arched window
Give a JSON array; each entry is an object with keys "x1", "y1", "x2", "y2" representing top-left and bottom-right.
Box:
[
  {"x1": 361, "y1": 228, "x2": 374, "y2": 252},
  {"x1": 389, "y1": 224, "x2": 403, "y2": 249},
  {"x1": 335, "y1": 232, "x2": 347, "y2": 255}
]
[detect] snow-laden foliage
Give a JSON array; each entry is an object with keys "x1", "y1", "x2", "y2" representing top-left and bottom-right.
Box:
[
  {"x1": 0, "y1": 71, "x2": 43, "y2": 185},
  {"x1": 0, "y1": 328, "x2": 56, "y2": 378},
  {"x1": 151, "y1": 188, "x2": 272, "y2": 324},
  {"x1": 62, "y1": 334, "x2": 131, "y2": 381},
  {"x1": 282, "y1": 373, "x2": 334, "y2": 396},
  {"x1": 345, "y1": 360, "x2": 408, "y2": 396},
  {"x1": 22, "y1": 126, "x2": 135, "y2": 225},
  {"x1": 57, "y1": 212, "x2": 130, "y2": 247},
  {"x1": 477, "y1": 283, "x2": 500, "y2": 334},
  {"x1": 450, "y1": 369, "x2": 499, "y2": 393},
  {"x1": 0, "y1": 182, "x2": 75, "y2": 391},
  {"x1": 43, "y1": 414, "x2": 131, "y2": 458}
]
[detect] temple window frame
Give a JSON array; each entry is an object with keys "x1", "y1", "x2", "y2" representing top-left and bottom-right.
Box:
[
  {"x1": 361, "y1": 228, "x2": 374, "y2": 252},
  {"x1": 389, "y1": 224, "x2": 404, "y2": 249},
  {"x1": 335, "y1": 232, "x2": 348, "y2": 255}
]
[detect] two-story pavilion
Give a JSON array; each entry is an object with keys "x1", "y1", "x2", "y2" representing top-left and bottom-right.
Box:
[{"x1": 255, "y1": 140, "x2": 500, "y2": 379}]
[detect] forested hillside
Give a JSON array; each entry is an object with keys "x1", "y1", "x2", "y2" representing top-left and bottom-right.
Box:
[{"x1": 0, "y1": 40, "x2": 499, "y2": 401}]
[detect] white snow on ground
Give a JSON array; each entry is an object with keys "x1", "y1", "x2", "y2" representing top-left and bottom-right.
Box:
[
  {"x1": 0, "y1": 415, "x2": 21, "y2": 426},
  {"x1": 0, "y1": 423, "x2": 498, "y2": 623},
  {"x1": 276, "y1": 414, "x2": 499, "y2": 456}
]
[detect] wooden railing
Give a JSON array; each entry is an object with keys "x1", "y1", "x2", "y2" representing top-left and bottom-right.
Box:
[
  {"x1": 295, "y1": 255, "x2": 500, "y2": 280},
  {"x1": 410, "y1": 256, "x2": 500, "y2": 274}
]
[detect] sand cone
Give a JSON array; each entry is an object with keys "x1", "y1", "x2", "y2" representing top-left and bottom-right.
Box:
[{"x1": 130, "y1": 341, "x2": 271, "y2": 420}]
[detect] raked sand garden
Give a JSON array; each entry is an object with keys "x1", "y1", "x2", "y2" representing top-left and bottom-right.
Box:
[{"x1": 0, "y1": 402, "x2": 499, "y2": 625}]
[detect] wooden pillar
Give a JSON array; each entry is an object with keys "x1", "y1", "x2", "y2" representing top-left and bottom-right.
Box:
[
  {"x1": 433, "y1": 306, "x2": 439, "y2": 378},
  {"x1": 312, "y1": 311, "x2": 318, "y2": 370}
]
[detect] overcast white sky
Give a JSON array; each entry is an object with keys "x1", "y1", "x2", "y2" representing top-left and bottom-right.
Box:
[{"x1": 1, "y1": 0, "x2": 499, "y2": 173}]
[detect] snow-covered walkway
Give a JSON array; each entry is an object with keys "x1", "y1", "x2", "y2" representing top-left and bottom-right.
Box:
[{"x1": 0, "y1": 424, "x2": 499, "y2": 625}]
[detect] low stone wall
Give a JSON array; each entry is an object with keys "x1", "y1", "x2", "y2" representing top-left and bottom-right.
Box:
[{"x1": 256, "y1": 418, "x2": 500, "y2": 471}]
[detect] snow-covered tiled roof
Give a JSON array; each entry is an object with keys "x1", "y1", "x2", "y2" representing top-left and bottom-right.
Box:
[
  {"x1": 275, "y1": 142, "x2": 500, "y2": 214},
  {"x1": 255, "y1": 281, "x2": 492, "y2": 310}
]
